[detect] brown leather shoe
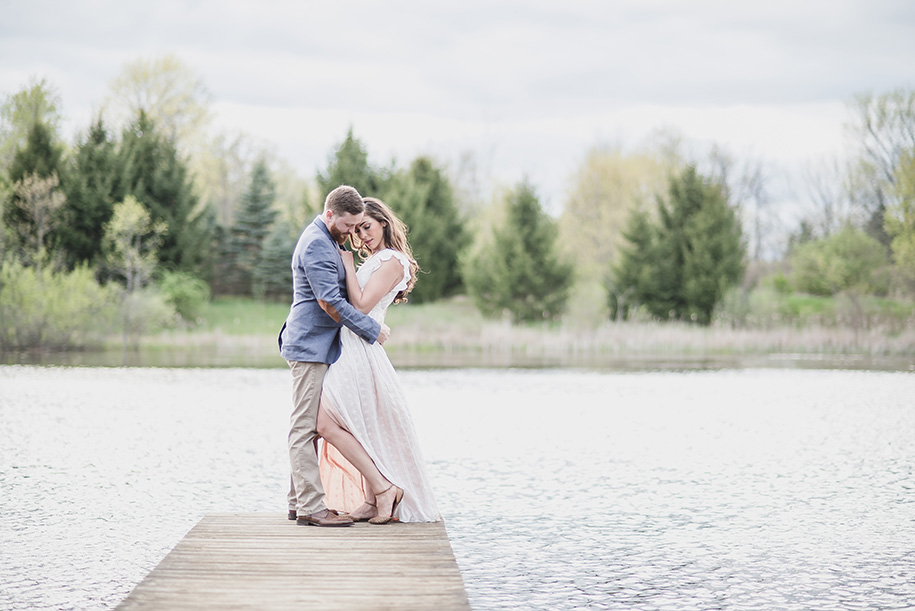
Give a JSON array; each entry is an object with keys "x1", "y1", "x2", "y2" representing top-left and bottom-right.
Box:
[
  {"x1": 297, "y1": 509, "x2": 353, "y2": 527},
  {"x1": 290, "y1": 509, "x2": 346, "y2": 521}
]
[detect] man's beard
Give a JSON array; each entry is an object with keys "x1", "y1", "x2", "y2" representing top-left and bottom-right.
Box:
[{"x1": 328, "y1": 225, "x2": 348, "y2": 245}]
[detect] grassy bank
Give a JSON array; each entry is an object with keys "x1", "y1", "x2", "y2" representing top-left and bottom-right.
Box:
[{"x1": 133, "y1": 295, "x2": 915, "y2": 365}]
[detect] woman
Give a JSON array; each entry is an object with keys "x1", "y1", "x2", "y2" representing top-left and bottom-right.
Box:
[{"x1": 316, "y1": 197, "x2": 440, "y2": 524}]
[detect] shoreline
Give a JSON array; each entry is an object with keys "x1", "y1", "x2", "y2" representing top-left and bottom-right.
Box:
[{"x1": 3, "y1": 321, "x2": 913, "y2": 371}]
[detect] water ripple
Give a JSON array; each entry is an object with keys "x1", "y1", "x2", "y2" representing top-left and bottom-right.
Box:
[{"x1": 1, "y1": 366, "x2": 914, "y2": 610}]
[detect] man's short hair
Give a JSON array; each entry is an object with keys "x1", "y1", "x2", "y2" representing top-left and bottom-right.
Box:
[{"x1": 324, "y1": 185, "x2": 365, "y2": 216}]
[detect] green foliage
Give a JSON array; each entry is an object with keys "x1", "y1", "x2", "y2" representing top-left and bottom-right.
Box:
[
  {"x1": 252, "y1": 222, "x2": 297, "y2": 300},
  {"x1": 0, "y1": 257, "x2": 117, "y2": 350},
  {"x1": 845, "y1": 88, "x2": 915, "y2": 247},
  {"x1": 118, "y1": 111, "x2": 213, "y2": 272},
  {"x1": 559, "y1": 147, "x2": 672, "y2": 280},
  {"x1": 195, "y1": 296, "x2": 290, "y2": 335},
  {"x1": 714, "y1": 284, "x2": 915, "y2": 332},
  {"x1": 609, "y1": 207, "x2": 658, "y2": 319},
  {"x1": 463, "y1": 181, "x2": 573, "y2": 322},
  {"x1": 117, "y1": 287, "x2": 178, "y2": 344},
  {"x1": 612, "y1": 165, "x2": 745, "y2": 325},
  {"x1": 57, "y1": 117, "x2": 118, "y2": 267},
  {"x1": 768, "y1": 272, "x2": 792, "y2": 295},
  {"x1": 103, "y1": 195, "x2": 166, "y2": 292},
  {"x1": 790, "y1": 225, "x2": 890, "y2": 296},
  {"x1": 3, "y1": 121, "x2": 66, "y2": 253},
  {"x1": 107, "y1": 54, "x2": 211, "y2": 146},
  {"x1": 0, "y1": 78, "x2": 62, "y2": 171},
  {"x1": 885, "y1": 150, "x2": 915, "y2": 292},
  {"x1": 316, "y1": 128, "x2": 386, "y2": 197},
  {"x1": 157, "y1": 270, "x2": 210, "y2": 322},
  {"x1": 223, "y1": 158, "x2": 278, "y2": 295},
  {"x1": 7, "y1": 120, "x2": 64, "y2": 184},
  {"x1": 382, "y1": 156, "x2": 467, "y2": 302},
  {"x1": 8, "y1": 172, "x2": 66, "y2": 270}
]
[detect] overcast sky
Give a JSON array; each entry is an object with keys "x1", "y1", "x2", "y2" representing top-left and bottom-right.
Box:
[{"x1": 2, "y1": 0, "x2": 914, "y2": 210}]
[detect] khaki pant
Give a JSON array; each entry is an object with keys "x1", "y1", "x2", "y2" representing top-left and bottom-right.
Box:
[{"x1": 286, "y1": 360, "x2": 328, "y2": 517}]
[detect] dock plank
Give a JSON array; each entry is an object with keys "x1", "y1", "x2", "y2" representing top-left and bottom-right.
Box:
[{"x1": 117, "y1": 513, "x2": 470, "y2": 610}]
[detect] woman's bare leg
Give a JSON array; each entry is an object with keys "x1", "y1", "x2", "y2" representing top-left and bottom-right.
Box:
[{"x1": 317, "y1": 401, "x2": 396, "y2": 518}]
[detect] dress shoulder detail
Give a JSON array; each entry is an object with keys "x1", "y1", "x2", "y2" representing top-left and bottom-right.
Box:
[{"x1": 365, "y1": 248, "x2": 411, "y2": 293}]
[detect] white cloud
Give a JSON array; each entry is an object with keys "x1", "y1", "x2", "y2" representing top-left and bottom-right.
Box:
[{"x1": 2, "y1": 0, "x2": 913, "y2": 206}]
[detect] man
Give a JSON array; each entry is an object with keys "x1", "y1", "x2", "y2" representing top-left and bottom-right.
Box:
[{"x1": 279, "y1": 185, "x2": 390, "y2": 526}]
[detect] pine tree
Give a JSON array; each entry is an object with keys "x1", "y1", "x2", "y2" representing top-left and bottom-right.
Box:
[
  {"x1": 316, "y1": 128, "x2": 384, "y2": 197},
  {"x1": 0, "y1": 78, "x2": 62, "y2": 172},
  {"x1": 118, "y1": 111, "x2": 212, "y2": 273},
  {"x1": 58, "y1": 117, "x2": 118, "y2": 267},
  {"x1": 3, "y1": 121, "x2": 66, "y2": 256},
  {"x1": 229, "y1": 158, "x2": 277, "y2": 295},
  {"x1": 253, "y1": 222, "x2": 298, "y2": 300},
  {"x1": 680, "y1": 175, "x2": 746, "y2": 322},
  {"x1": 464, "y1": 181, "x2": 572, "y2": 322},
  {"x1": 612, "y1": 166, "x2": 745, "y2": 324},
  {"x1": 383, "y1": 157, "x2": 467, "y2": 302},
  {"x1": 608, "y1": 208, "x2": 658, "y2": 319}
]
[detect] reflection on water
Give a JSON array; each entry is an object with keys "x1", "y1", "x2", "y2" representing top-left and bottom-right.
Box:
[
  {"x1": 4, "y1": 346, "x2": 914, "y2": 372},
  {"x1": 1, "y1": 366, "x2": 914, "y2": 610}
]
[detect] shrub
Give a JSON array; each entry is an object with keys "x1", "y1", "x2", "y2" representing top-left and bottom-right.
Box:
[
  {"x1": 768, "y1": 272, "x2": 792, "y2": 295},
  {"x1": 0, "y1": 258, "x2": 117, "y2": 350},
  {"x1": 157, "y1": 270, "x2": 210, "y2": 323},
  {"x1": 791, "y1": 226, "x2": 891, "y2": 296},
  {"x1": 117, "y1": 286, "x2": 178, "y2": 342}
]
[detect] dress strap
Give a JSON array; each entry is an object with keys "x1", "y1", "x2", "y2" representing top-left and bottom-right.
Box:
[{"x1": 368, "y1": 249, "x2": 411, "y2": 293}]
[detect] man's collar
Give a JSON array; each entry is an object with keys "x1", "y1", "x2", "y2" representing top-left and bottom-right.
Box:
[
  {"x1": 313, "y1": 214, "x2": 331, "y2": 238},
  {"x1": 313, "y1": 214, "x2": 344, "y2": 250}
]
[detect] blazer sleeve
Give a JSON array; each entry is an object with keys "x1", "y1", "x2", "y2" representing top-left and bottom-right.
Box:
[{"x1": 302, "y1": 239, "x2": 381, "y2": 344}]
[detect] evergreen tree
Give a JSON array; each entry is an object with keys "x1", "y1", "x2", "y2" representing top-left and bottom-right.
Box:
[
  {"x1": 118, "y1": 111, "x2": 212, "y2": 273},
  {"x1": 210, "y1": 224, "x2": 233, "y2": 296},
  {"x1": 383, "y1": 156, "x2": 467, "y2": 302},
  {"x1": 680, "y1": 175, "x2": 747, "y2": 322},
  {"x1": 58, "y1": 117, "x2": 118, "y2": 267},
  {"x1": 229, "y1": 158, "x2": 277, "y2": 295},
  {"x1": 3, "y1": 121, "x2": 66, "y2": 255},
  {"x1": 7, "y1": 121, "x2": 63, "y2": 181},
  {"x1": 463, "y1": 181, "x2": 572, "y2": 322},
  {"x1": 612, "y1": 166, "x2": 745, "y2": 324},
  {"x1": 316, "y1": 128, "x2": 385, "y2": 197},
  {"x1": 0, "y1": 78, "x2": 62, "y2": 172},
  {"x1": 253, "y1": 222, "x2": 298, "y2": 300},
  {"x1": 608, "y1": 208, "x2": 658, "y2": 319}
]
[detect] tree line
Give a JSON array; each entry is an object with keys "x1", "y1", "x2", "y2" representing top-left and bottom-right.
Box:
[{"x1": 1, "y1": 55, "x2": 913, "y2": 351}]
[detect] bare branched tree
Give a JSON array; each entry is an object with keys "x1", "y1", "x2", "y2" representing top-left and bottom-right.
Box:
[
  {"x1": 706, "y1": 147, "x2": 771, "y2": 260},
  {"x1": 106, "y1": 54, "x2": 211, "y2": 147},
  {"x1": 845, "y1": 88, "x2": 915, "y2": 242},
  {"x1": 801, "y1": 157, "x2": 862, "y2": 237}
]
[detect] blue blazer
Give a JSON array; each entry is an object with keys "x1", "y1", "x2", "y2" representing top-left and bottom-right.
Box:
[{"x1": 278, "y1": 216, "x2": 381, "y2": 364}]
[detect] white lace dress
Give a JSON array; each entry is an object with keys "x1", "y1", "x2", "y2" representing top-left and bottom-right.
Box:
[{"x1": 319, "y1": 248, "x2": 441, "y2": 522}]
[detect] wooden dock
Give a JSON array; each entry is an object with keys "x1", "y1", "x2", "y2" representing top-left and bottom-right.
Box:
[{"x1": 116, "y1": 513, "x2": 471, "y2": 610}]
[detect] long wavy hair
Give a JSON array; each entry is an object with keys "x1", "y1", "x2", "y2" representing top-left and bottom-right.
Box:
[{"x1": 351, "y1": 197, "x2": 418, "y2": 303}]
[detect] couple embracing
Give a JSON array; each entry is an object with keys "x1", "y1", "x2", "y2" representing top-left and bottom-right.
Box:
[{"x1": 279, "y1": 185, "x2": 440, "y2": 527}]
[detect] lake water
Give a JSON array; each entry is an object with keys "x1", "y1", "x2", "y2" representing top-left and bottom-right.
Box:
[{"x1": 1, "y1": 366, "x2": 914, "y2": 610}]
